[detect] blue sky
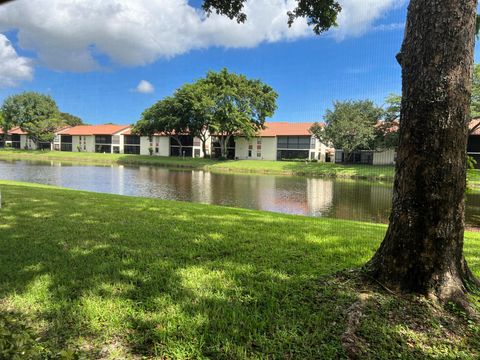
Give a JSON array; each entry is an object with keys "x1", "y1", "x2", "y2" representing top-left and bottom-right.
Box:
[{"x1": 0, "y1": 1, "x2": 474, "y2": 125}]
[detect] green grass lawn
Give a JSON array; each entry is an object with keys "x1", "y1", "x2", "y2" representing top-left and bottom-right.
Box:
[{"x1": 0, "y1": 181, "x2": 479, "y2": 359}]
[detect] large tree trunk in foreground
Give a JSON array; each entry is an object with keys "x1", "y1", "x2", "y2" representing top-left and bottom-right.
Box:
[{"x1": 367, "y1": 0, "x2": 479, "y2": 302}]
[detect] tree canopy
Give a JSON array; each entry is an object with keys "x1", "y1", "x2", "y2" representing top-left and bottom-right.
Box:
[
  {"x1": 202, "y1": 0, "x2": 341, "y2": 35},
  {"x1": 310, "y1": 100, "x2": 383, "y2": 159},
  {"x1": 134, "y1": 69, "x2": 277, "y2": 158},
  {"x1": 60, "y1": 112, "x2": 84, "y2": 127},
  {"x1": 1, "y1": 92, "x2": 62, "y2": 143},
  {"x1": 471, "y1": 64, "x2": 480, "y2": 118},
  {"x1": 376, "y1": 94, "x2": 400, "y2": 149}
]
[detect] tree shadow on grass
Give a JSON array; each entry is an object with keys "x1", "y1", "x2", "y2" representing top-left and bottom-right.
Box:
[{"x1": 0, "y1": 183, "x2": 478, "y2": 358}]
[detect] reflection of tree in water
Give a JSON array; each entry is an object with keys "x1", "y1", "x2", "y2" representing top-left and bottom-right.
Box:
[{"x1": 326, "y1": 181, "x2": 393, "y2": 224}]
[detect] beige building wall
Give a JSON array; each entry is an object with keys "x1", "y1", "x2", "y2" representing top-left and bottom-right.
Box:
[
  {"x1": 235, "y1": 137, "x2": 277, "y2": 160},
  {"x1": 22, "y1": 135, "x2": 33, "y2": 150},
  {"x1": 314, "y1": 138, "x2": 329, "y2": 162},
  {"x1": 373, "y1": 149, "x2": 396, "y2": 165},
  {"x1": 140, "y1": 136, "x2": 170, "y2": 156},
  {"x1": 70, "y1": 135, "x2": 94, "y2": 152},
  {"x1": 72, "y1": 135, "x2": 81, "y2": 152}
]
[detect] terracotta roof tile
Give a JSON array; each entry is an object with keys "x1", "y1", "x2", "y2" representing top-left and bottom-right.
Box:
[
  {"x1": 259, "y1": 122, "x2": 316, "y2": 137},
  {"x1": 0, "y1": 127, "x2": 28, "y2": 135},
  {"x1": 58, "y1": 125, "x2": 130, "y2": 136},
  {"x1": 470, "y1": 118, "x2": 480, "y2": 135}
]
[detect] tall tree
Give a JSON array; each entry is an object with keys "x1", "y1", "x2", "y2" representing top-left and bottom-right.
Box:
[
  {"x1": 206, "y1": 0, "x2": 479, "y2": 303},
  {"x1": 60, "y1": 112, "x2": 84, "y2": 127},
  {"x1": 204, "y1": 69, "x2": 277, "y2": 158},
  {"x1": 310, "y1": 100, "x2": 383, "y2": 162},
  {"x1": 1, "y1": 92, "x2": 61, "y2": 145},
  {"x1": 375, "y1": 94, "x2": 401, "y2": 150},
  {"x1": 366, "y1": 0, "x2": 479, "y2": 304},
  {"x1": 471, "y1": 64, "x2": 480, "y2": 119},
  {"x1": 134, "y1": 96, "x2": 189, "y2": 156},
  {"x1": 174, "y1": 82, "x2": 215, "y2": 157}
]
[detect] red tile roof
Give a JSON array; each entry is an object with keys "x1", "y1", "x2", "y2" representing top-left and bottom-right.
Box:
[
  {"x1": 58, "y1": 125, "x2": 130, "y2": 136},
  {"x1": 258, "y1": 122, "x2": 316, "y2": 137},
  {"x1": 470, "y1": 118, "x2": 480, "y2": 135},
  {"x1": 0, "y1": 126, "x2": 28, "y2": 135}
]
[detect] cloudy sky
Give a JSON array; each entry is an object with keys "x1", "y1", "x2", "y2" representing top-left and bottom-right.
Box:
[{"x1": 0, "y1": 0, "x2": 472, "y2": 124}]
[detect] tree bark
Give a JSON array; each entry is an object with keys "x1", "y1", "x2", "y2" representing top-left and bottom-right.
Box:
[
  {"x1": 366, "y1": 0, "x2": 480, "y2": 302},
  {"x1": 172, "y1": 136, "x2": 183, "y2": 157}
]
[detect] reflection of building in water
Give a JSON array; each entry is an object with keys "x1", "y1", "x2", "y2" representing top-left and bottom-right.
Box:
[
  {"x1": 190, "y1": 171, "x2": 212, "y2": 204},
  {"x1": 306, "y1": 178, "x2": 334, "y2": 216},
  {"x1": 252, "y1": 176, "x2": 334, "y2": 216}
]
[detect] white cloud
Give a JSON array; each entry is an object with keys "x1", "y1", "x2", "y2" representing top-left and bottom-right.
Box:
[
  {"x1": 332, "y1": 0, "x2": 407, "y2": 40},
  {"x1": 0, "y1": 34, "x2": 33, "y2": 87},
  {"x1": 0, "y1": 0, "x2": 403, "y2": 72},
  {"x1": 135, "y1": 80, "x2": 155, "y2": 94}
]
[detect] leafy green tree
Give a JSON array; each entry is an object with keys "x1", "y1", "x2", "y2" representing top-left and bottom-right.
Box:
[
  {"x1": 383, "y1": 93, "x2": 401, "y2": 122},
  {"x1": 174, "y1": 82, "x2": 215, "y2": 157},
  {"x1": 203, "y1": 68, "x2": 277, "y2": 158},
  {"x1": 375, "y1": 94, "x2": 400, "y2": 149},
  {"x1": 202, "y1": 0, "x2": 341, "y2": 34},
  {"x1": 470, "y1": 64, "x2": 480, "y2": 119},
  {"x1": 144, "y1": 0, "x2": 480, "y2": 300},
  {"x1": 134, "y1": 96, "x2": 189, "y2": 156},
  {"x1": 1, "y1": 92, "x2": 61, "y2": 144},
  {"x1": 135, "y1": 69, "x2": 277, "y2": 159},
  {"x1": 60, "y1": 112, "x2": 84, "y2": 127},
  {"x1": 311, "y1": 100, "x2": 383, "y2": 162}
]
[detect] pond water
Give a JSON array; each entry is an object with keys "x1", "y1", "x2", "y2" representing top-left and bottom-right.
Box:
[{"x1": 1, "y1": 159, "x2": 480, "y2": 227}]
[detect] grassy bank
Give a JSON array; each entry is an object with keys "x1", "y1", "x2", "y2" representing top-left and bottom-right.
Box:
[
  {"x1": 0, "y1": 149, "x2": 395, "y2": 180},
  {"x1": 0, "y1": 181, "x2": 479, "y2": 359}
]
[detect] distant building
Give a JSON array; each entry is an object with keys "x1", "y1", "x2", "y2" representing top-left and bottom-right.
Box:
[
  {"x1": 468, "y1": 118, "x2": 480, "y2": 168},
  {"x1": 234, "y1": 122, "x2": 329, "y2": 161},
  {"x1": 56, "y1": 125, "x2": 130, "y2": 153},
  {"x1": 3, "y1": 122, "x2": 335, "y2": 162},
  {"x1": 333, "y1": 120, "x2": 399, "y2": 166},
  {"x1": 0, "y1": 126, "x2": 69, "y2": 150}
]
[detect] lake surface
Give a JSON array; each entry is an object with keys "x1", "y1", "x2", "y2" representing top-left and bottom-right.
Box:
[{"x1": 1, "y1": 159, "x2": 480, "y2": 227}]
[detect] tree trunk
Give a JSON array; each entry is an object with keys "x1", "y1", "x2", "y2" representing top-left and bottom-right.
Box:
[
  {"x1": 219, "y1": 136, "x2": 226, "y2": 158},
  {"x1": 173, "y1": 136, "x2": 183, "y2": 157},
  {"x1": 366, "y1": 0, "x2": 480, "y2": 302},
  {"x1": 223, "y1": 135, "x2": 231, "y2": 158}
]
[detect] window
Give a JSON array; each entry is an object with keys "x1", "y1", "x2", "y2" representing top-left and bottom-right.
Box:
[
  {"x1": 277, "y1": 136, "x2": 311, "y2": 149},
  {"x1": 124, "y1": 145, "x2": 140, "y2": 154},
  {"x1": 310, "y1": 137, "x2": 316, "y2": 149},
  {"x1": 95, "y1": 135, "x2": 112, "y2": 144},
  {"x1": 257, "y1": 152, "x2": 261, "y2": 158},
  {"x1": 257, "y1": 138, "x2": 262, "y2": 144},
  {"x1": 155, "y1": 147, "x2": 159, "y2": 153},
  {"x1": 61, "y1": 135, "x2": 72, "y2": 143},
  {"x1": 95, "y1": 144, "x2": 111, "y2": 153},
  {"x1": 248, "y1": 150, "x2": 252, "y2": 157},
  {"x1": 61, "y1": 143, "x2": 73, "y2": 152},
  {"x1": 61, "y1": 135, "x2": 73, "y2": 151},
  {"x1": 124, "y1": 135, "x2": 140, "y2": 145}
]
